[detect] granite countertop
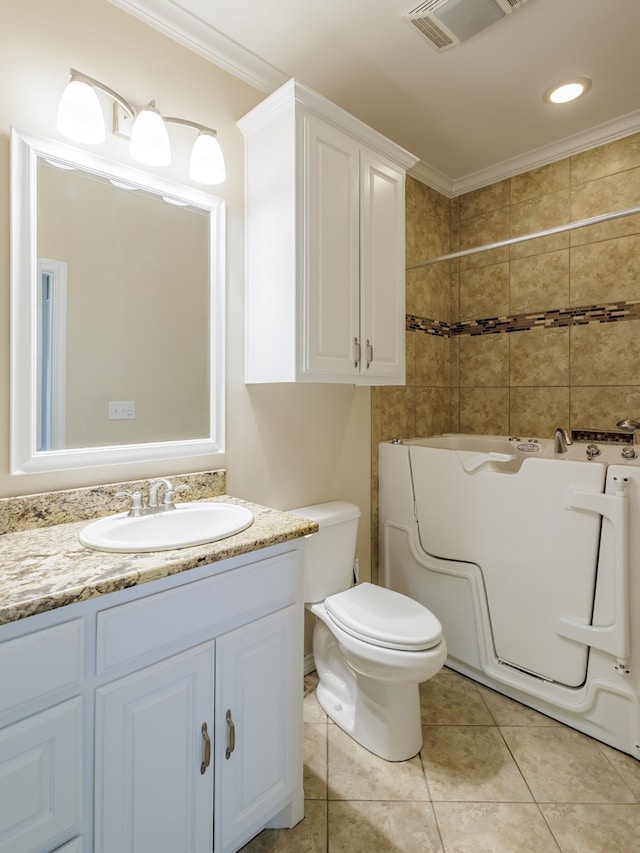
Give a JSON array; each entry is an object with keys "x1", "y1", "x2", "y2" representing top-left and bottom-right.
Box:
[{"x1": 0, "y1": 495, "x2": 317, "y2": 626}]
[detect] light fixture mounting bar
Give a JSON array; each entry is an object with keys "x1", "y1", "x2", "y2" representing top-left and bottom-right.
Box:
[{"x1": 69, "y1": 68, "x2": 135, "y2": 119}]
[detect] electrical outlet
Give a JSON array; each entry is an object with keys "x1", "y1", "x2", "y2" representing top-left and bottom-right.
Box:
[{"x1": 109, "y1": 401, "x2": 135, "y2": 420}]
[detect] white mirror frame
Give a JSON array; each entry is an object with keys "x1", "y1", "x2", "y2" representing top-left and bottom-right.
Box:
[{"x1": 10, "y1": 127, "x2": 225, "y2": 474}]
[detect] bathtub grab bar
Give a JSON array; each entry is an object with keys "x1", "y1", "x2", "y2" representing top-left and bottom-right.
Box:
[{"x1": 557, "y1": 476, "x2": 630, "y2": 670}]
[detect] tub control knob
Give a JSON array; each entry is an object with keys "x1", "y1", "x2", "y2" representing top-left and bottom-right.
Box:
[{"x1": 621, "y1": 446, "x2": 637, "y2": 460}]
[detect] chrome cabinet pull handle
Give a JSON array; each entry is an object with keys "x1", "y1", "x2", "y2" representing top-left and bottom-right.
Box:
[
  {"x1": 200, "y1": 722, "x2": 211, "y2": 775},
  {"x1": 225, "y1": 709, "x2": 236, "y2": 759},
  {"x1": 366, "y1": 339, "x2": 373, "y2": 369},
  {"x1": 353, "y1": 337, "x2": 361, "y2": 368}
]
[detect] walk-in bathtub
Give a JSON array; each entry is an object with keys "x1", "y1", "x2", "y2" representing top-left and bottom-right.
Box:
[{"x1": 380, "y1": 434, "x2": 640, "y2": 758}]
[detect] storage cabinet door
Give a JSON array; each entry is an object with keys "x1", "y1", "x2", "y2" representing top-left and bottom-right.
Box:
[
  {"x1": 359, "y1": 149, "x2": 406, "y2": 382},
  {"x1": 94, "y1": 642, "x2": 215, "y2": 853},
  {"x1": 215, "y1": 606, "x2": 298, "y2": 853},
  {"x1": 303, "y1": 114, "x2": 361, "y2": 379},
  {"x1": 0, "y1": 698, "x2": 82, "y2": 853}
]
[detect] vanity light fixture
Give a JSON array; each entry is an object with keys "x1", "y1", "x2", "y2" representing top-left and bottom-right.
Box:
[
  {"x1": 56, "y1": 68, "x2": 226, "y2": 184},
  {"x1": 543, "y1": 76, "x2": 592, "y2": 105}
]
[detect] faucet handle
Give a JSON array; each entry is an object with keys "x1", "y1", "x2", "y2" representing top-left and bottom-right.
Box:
[
  {"x1": 116, "y1": 490, "x2": 144, "y2": 516},
  {"x1": 162, "y1": 483, "x2": 189, "y2": 508}
]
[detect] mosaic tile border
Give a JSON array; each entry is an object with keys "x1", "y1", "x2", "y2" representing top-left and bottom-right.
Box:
[{"x1": 407, "y1": 299, "x2": 640, "y2": 338}]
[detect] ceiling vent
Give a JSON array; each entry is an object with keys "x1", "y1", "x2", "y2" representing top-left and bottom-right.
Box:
[{"x1": 405, "y1": 0, "x2": 529, "y2": 52}]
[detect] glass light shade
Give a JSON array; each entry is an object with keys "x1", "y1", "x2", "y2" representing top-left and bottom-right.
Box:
[
  {"x1": 190, "y1": 132, "x2": 226, "y2": 185},
  {"x1": 57, "y1": 79, "x2": 106, "y2": 144},
  {"x1": 129, "y1": 104, "x2": 171, "y2": 166}
]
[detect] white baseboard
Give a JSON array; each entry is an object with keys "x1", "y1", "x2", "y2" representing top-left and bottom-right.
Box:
[{"x1": 303, "y1": 653, "x2": 316, "y2": 676}]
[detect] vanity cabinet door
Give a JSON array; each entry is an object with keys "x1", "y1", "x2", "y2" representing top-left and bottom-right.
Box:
[
  {"x1": 214, "y1": 605, "x2": 299, "y2": 853},
  {"x1": 94, "y1": 642, "x2": 215, "y2": 853},
  {"x1": 0, "y1": 698, "x2": 82, "y2": 853}
]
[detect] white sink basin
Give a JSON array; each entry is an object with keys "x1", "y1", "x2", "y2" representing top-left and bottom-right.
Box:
[{"x1": 79, "y1": 502, "x2": 254, "y2": 553}]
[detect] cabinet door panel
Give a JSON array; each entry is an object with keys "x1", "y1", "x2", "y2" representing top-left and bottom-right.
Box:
[
  {"x1": 360, "y1": 151, "x2": 406, "y2": 381},
  {"x1": 215, "y1": 606, "x2": 297, "y2": 853},
  {"x1": 303, "y1": 115, "x2": 361, "y2": 377},
  {"x1": 0, "y1": 698, "x2": 82, "y2": 853},
  {"x1": 95, "y1": 643, "x2": 214, "y2": 853}
]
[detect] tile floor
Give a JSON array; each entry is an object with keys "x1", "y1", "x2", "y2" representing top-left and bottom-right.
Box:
[{"x1": 241, "y1": 667, "x2": 640, "y2": 852}]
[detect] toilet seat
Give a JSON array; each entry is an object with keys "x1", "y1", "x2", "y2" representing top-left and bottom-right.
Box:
[{"x1": 324, "y1": 582, "x2": 442, "y2": 651}]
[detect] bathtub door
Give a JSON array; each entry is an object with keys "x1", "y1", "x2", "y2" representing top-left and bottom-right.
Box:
[{"x1": 409, "y1": 448, "x2": 605, "y2": 686}]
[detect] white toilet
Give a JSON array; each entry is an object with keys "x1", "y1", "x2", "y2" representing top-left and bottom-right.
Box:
[{"x1": 290, "y1": 501, "x2": 447, "y2": 761}]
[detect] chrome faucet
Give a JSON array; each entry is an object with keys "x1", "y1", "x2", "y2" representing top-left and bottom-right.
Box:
[{"x1": 553, "y1": 427, "x2": 572, "y2": 454}]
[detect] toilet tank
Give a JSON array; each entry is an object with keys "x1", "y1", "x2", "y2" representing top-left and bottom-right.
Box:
[{"x1": 288, "y1": 501, "x2": 361, "y2": 603}]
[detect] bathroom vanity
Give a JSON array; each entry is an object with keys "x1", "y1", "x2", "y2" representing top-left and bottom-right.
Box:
[{"x1": 0, "y1": 495, "x2": 315, "y2": 853}]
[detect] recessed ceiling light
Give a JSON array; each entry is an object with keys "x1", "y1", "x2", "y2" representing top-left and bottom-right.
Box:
[{"x1": 543, "y1": 76, "x2": 592, "y2": 104}]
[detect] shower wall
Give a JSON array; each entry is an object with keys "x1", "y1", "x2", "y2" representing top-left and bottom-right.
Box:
[{"x1": 371, "y1": 131, "x2": 640, "y2": 579}]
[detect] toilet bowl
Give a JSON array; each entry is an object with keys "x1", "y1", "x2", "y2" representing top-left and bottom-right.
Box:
[{"x1": 289, "y1": 501, "x2": 447, "y2": 761}]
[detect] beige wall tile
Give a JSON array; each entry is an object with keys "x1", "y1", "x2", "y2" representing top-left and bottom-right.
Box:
[
  {"x1": 459, "y1": 333, "x2": 509, "y2": 387},
  {"x1": 570, "y1": 211, "x2": 640, "y2": 247},
  {"x1": 510, "y1": 190, "x2": 571, "y2": 238},
  {"x1": 450, "y1": 262, "x2": 460, "y2": 323},
  {"x1": 459, "y1": 388, "x2": 510, "y2": 434},
  {"x1": 571, "y1": 132, "x2": 640, "y2": 185},
  {"x1": 510, "y1": 327, "x2": 570, "y2": 387},
  {"x1": 509, "y1": 387, "x2": 570, "y2": 438},
  {"x1": 449, "y1": 385, "x2": 460, "y2": 432},
  {"x1": 570, "y1": 386, "x2": 640, "y2": 432},
  {"x1": 571, "y1": 167, "x2": 640, "y2": 221},
  {"x1": 407, "y1": 262, "x2": 449, "y2": 319},
  {"x1": 510, "y1": 250, "x2": 570, "y2": 313},
  {"x1": 415, "y1": 213, "x2": 450, "y2": 262},
  {"x1": 415, "y1": 333, "x2": 449, "y2": 387},
  {"x1": 460, "y1": 262, "x2": 510, "y2": 320},
  {"x1": 405, "y1": 174, "x2": 417, "y2": 207},
  {"x1": 509, "y1": 231, "x2": 570, "y2": 261},
  {"x1": 405, "y1": 329, "x2": 417, "y2": 387},
  {"x1": 405, "y1": 203, "x2": 417, "y2": 263},
  {"x1": 570, "y1": 321, "x2": 640, "y2": 386},
  {"x1": 510, "y1": 159, "x2": 570, "y2": 205},
  {"x1": 416, "y1": 179, "x2": 450, "y2": 223},
  {"x1": 459, "y1": 207, "x2": 509, "y2": 252},
  {"x1": 377, "y1": 385, "x2": 416, "y2": 441},
  {"x1": 570, "y1": 233, "x2": 640, "y2": 305},
  {"x1": 416, "y1": 387, "x2": 449, "y2": 436},
  {"x1": 459, "y1": 179, "x2": 510, "y2": 220}
]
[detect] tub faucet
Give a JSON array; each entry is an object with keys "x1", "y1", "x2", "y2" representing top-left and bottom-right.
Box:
[{"x1": 554, "y1": 427, "x2": 572, "y2": 454}]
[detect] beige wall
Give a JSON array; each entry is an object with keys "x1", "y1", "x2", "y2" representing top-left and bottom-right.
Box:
[
  {"x1": 0, "y1": 0, "x2": 371, "y2": 579},
  {"x1": 371, "y1": 134, "x2": 640, "y2": 578}
]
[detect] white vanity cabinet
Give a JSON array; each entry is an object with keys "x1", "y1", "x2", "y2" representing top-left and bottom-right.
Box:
[
  {"x1": 239, "y1": 79, "x2": 417, "y2": 385},
  {"x1": 0, "y1": 541, "x2": 304, "y2": 853},
  {"x1": 0, "y1": 621, "x2": 84, "y2": 853}
]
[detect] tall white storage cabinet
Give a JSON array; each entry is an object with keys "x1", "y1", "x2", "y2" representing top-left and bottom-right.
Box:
[{"x1": 239, "y1": 80, "x2": 417, "y2": 385}]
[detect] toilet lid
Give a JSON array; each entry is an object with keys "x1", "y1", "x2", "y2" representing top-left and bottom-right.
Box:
[{"x1": 324, "y1": 582, "x2": 443, "y2": 651}]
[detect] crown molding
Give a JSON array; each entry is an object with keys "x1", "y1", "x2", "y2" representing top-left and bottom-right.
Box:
[
  {"x1": 109, "y1": 1, "x2": 640, "y2": 200},
  {"x1": 108, "y1": 0, "x2": 288, "y2": 93},
  {"x1": 442, "y1": 108, "x2": 640, "y2": 198}
]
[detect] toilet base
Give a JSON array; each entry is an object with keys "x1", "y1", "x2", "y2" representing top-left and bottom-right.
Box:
[
  {"x1": 316, "y1": 674, "x2": 424, "y2": 762},
  {"x1": 312, "y1": 617, "x2": 427, "y2": 761}
]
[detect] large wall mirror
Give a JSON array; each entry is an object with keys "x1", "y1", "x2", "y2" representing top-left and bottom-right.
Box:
[{"x1": 10, "y1": 127, "x2": 225, "y2": 474}]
